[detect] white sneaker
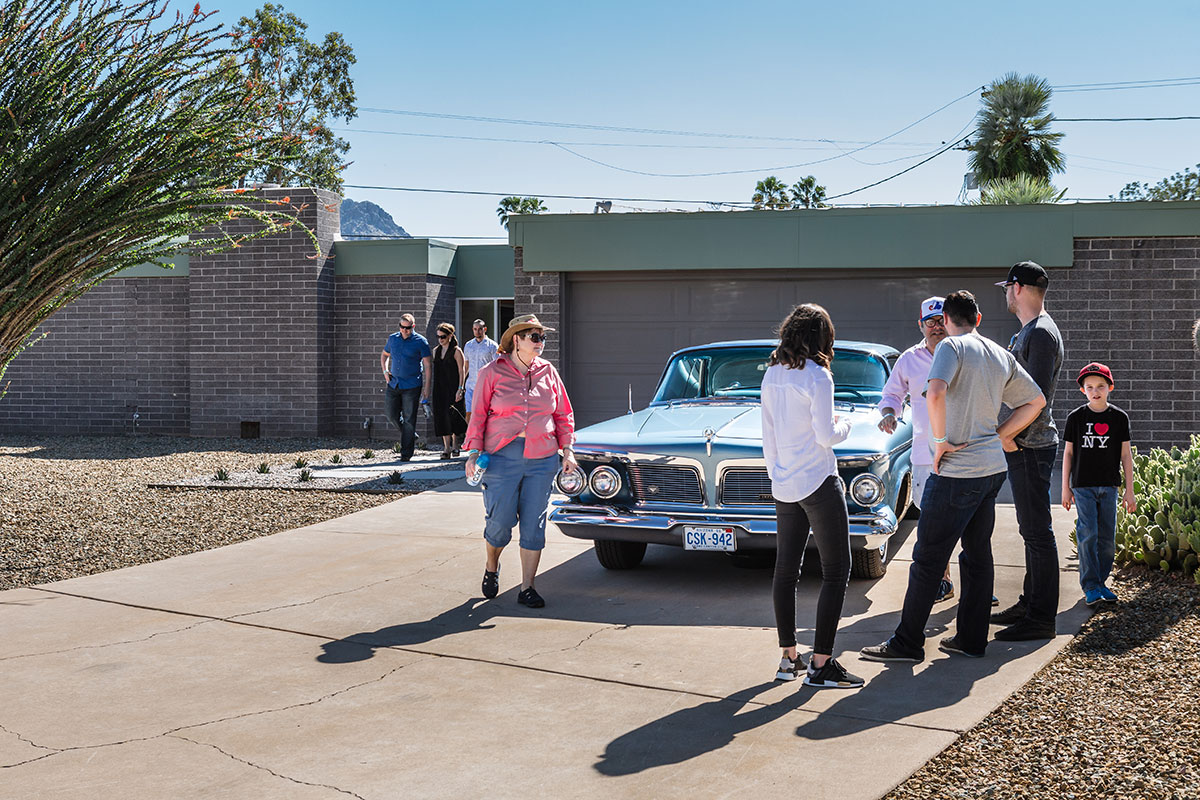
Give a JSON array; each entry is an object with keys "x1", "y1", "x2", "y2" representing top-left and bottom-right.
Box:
[{"x1": 775, "y1": 654, "x2": 804, "y2": 681}]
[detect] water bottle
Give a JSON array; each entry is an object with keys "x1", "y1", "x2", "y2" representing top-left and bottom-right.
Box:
[
  {"x1": 467, "y1": 452, "x2": 490, "y2": 487},
  {"x1": 420, "y1": 398, "x2": 432, "y2": 419}
]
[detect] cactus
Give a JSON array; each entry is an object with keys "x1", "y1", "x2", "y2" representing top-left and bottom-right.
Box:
[
  {"x1": 362, "y1": 450, "x2": 374, "y2": 459},
  {"x1": 294, "y1": 457, "x2": 308, "y2": 469},
  {"x1": 298, "y1": 468, "x2": 312, "y2": 482},
  {"x1": 256, "y1": 462, "x2": 270, "y2": 474},
  {"x1": 388, "y1": 470, "x2": 404, "y2": 485},
  {"x1": 214, "y1": 468, "x2": 230, "y2": 481},
  {"x1": 330, "y1": 454, "x2": 342, "y2": 464}
]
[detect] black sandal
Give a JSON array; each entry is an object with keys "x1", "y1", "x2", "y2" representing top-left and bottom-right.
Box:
[{"x1": 482, "y1": 569, "x2": 499, "y2": 599}]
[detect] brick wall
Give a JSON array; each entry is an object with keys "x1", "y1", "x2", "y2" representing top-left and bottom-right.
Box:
[
  {"x1": 512, "y1": 246, "x2": 568, "y2": 378},
  {"x1": 187, "y1": 188, "x2": 339, "y2": 437},
  {"x1": 1052, "y1": 237, "x2": 1200, "y2": 451},
  {"x1": 0, "y1": 277, "x2": 189, "y2": 435}
]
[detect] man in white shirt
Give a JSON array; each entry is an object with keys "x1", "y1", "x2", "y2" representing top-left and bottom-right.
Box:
[
  {"x1": 462, "y1": 318, "x2": 499, "y2": 421},
  {"x1": 878, "y1": 297, "x2": 956, "y2": 601}
]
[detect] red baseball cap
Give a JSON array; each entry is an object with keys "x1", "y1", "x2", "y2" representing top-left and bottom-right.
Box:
[{"x1": 1077, "y1": 362, "x2": 1114, "y2": 387}]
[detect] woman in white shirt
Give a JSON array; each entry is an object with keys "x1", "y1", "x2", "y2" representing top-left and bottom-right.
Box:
[{"x1": 761, "y1": 303, "x2": 864, "y2": 689}]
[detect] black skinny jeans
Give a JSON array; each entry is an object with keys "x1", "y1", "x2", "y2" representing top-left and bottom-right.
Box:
[{"x1": 773, "y1": 474, "x2": 851, "y2": 654}]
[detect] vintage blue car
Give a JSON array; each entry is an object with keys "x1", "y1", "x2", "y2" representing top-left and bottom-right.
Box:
[{"x1": 550, "y1": 340, "x2": 915, "y2": 579}]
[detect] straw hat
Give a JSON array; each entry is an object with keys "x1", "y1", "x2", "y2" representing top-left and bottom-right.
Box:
[{"x1": 498, "y1": 314, "x2": 555, "y2": 353}]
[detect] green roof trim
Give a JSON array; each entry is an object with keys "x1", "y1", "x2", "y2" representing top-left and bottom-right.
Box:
[
  {"x1": 332, "y1": 238, "x2": 458, "y2": 277},
  {"x1": 454, "y1": 244, "x2": 515, "y2": 298},
  {"x1": 508, "y1": 201, "x2": 1200, "y2": 273},
  {"x1": 116, "y1": 252, "x2": 190, "y2": 277}
]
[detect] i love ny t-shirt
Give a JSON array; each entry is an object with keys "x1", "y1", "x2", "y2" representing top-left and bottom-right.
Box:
[{"x1": 1064, "y1": 403, "x2": 1131, "y2": 487}]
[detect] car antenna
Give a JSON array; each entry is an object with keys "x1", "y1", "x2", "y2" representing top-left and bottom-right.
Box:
[{"x1": 628, "y1": 383, "x2": 633, "y2": 415}]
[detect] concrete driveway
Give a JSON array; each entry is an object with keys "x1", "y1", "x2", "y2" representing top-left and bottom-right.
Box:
[{"x1": 1, "y1": 479, "x2": 1086, "y2": 799}]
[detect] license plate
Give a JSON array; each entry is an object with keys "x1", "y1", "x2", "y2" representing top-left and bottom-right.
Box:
[{"x1": 683, "y1": 526, "x2": 737, "y2": 551}]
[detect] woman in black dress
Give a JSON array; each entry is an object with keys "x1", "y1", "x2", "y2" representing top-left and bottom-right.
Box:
[{"x1": 432, "y1": 323, "x2": 468, "y2": 458}]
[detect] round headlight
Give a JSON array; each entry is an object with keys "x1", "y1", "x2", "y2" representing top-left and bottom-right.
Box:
[
  {"x1": 555, "y1": 468, "x2": 585, "y2": 496},
  {"x1": 849, "y1": 474, "x2": 885, "y2": 507},
  {"x1": 588, "y1": 466, "x2": 622, "y2": 499}
]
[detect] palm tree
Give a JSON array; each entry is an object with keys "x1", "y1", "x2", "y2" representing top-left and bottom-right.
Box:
[
  {"x1": 968, "y1": 73, "x2": 1065, "y2": 184},
  {"x1": 752, "y1": 176, "x2": 792, "y2": 210},
  {"x1": 497, "y1": 196, "x2": 547, "y2": 229},
  {"x1": 975, "y1": 174, "x2": 1066, "y2": 205},
  {"x1": 791, "y1": 176, "x2": 828, "y2": 209}
]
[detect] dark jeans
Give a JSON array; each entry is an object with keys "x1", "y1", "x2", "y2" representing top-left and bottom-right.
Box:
[
  {"x1": 1006, "y1": 446, "x2": 1060, "y2": 624},
  {"x1": 384, "y1": 386, "x2": 420, "y2": 459},
  {"x1": 773, "y1": 475, "x2": 851, "y2": 655},
  {"x1": 891, "y1": 470, "x2": 1007, "y2": 657}
]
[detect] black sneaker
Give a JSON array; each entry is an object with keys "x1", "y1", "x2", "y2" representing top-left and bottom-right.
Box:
[
  {"x1": 859, "y1": 640, "x2": 923, "y2": 663},
  {"x1": 775, "y1": 654, "x2": 804, "y2": 682},
  {"x1": 993, "y1": 618, "x2": 1055, "y2": 641},
  {"x1": 482, "y1": 569, "x2": 499, "y2": 599},
  {"x1": 935, "y1": 578, "x2": 955, "y2": 602},
  {"x1": 938, "y1": 636, "x2": 984, "y2": 658},
  {"x1": 804, "y1": 658, "x2": 865, "y2": 688},
  {"x1": 990, "y1": 601, "x2": 1027, "y2": 625},
  {"x1": 517, "y1": 586, "x2": 545, "y2": 608}
]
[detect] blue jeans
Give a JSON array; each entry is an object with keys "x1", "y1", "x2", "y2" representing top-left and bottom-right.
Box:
[
  {"x1": 1073, "y1": 486, "x2": 1117, "y2": 593},
  {"x1": 1006, "y1": 447, "x2": 1060, "y2": 624},
  {"x1": 385, "y1": 386, "x2": 420, "y2": 459},
  {"x1": 891, "y1": 470, "x2": 1007, "y2": 657},
  {"x1": 480, "y1": 439, "x2": 561, "y2": 551}
]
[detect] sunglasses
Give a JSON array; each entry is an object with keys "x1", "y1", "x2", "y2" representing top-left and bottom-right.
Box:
[
  {"x1": 922, "y1": 316, "x2": 945, "y2": 327},
  {"x1": 522, "y1": 332, "x2": 549, "y2": 343},
  {"x1": 437, "y1": 333, "x2": 448, "y2": 339},
  {"x1": 399, "y1": 324, "x2": 413, "y2": 331}
]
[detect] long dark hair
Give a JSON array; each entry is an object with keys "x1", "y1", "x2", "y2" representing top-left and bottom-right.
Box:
[
  {"x1": 436, "y1": 323, "x2": 459, "y2": 354},
  {"x1": 769, "y1": 303, "x2": 835, "y2": 369}
]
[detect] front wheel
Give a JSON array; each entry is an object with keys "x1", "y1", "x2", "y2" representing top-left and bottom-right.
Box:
[
  {"x1": 851, "y1": 537, "x2": 889, "y2": 579},
  {"x1": 593, "y1": 539, "x2": 647, "y2": 570}
]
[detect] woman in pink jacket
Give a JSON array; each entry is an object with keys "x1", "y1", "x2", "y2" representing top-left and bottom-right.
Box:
[{"x1": 463, "y1": 315, "x2": 578, "y2": 608}]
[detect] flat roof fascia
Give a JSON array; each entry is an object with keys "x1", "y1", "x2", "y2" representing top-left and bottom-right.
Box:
[
  {"x1": 332, "y1": 238, "x2": 458, "y2": 277},
  {"x1": 509, "y1": 202, "x2": 1200, "y2": 273},
  {"x1": 453, "y1": 244, "x2": 515, "y2": 298}
]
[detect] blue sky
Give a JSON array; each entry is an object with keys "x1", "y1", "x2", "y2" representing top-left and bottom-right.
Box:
[{"x1": 206, "y1": 0, "x2": 1200, "y2": 241}]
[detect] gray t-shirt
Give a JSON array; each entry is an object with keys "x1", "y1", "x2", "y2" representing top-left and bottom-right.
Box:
[
  {"x1": 997, "y1": 312, "x2": 1063, "y2": 449},
  {"x1": 925, "y1": 331, "x2": 1043, "y2": 478}
]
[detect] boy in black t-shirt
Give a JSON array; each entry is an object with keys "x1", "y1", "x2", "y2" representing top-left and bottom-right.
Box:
[{"x1": 1062, "y1": 362, "x2": 1137, "y2": 606}]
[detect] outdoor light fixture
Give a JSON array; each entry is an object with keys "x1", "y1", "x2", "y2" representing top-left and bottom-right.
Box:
[{"x1": 593, "y1": 201, "x2": 612, "y2": 214}]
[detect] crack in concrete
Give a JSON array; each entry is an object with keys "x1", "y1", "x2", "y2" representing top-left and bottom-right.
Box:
[
  {"x1": 513, "y1": 624, "x2": 626, "y2": 662},
  {"x1": 0, "y1": 657, "x2": 428, "y2": 771},
  {"x1": 168, "y1": 734, "x2": 367, "y2": 799},
  {"x1": 0, "y1": 619, "x2": 216, "y2": 664},
  {"x1": 0, "y1": 721, "x2": 61, "y2": 757}
]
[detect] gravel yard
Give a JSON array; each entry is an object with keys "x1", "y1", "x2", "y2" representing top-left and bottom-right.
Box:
[
  {"x1": 885, "y1": 567, "x2": 1200, "y2": 800},
  {"x1": 3, "y1": 434, "x2": 1198, "y2": 798},
  {"x1": 0, "y1": 435, "x2": 414, "y2": 590}
]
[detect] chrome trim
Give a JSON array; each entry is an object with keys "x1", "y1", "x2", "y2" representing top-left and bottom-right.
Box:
[
  {"x1": 716, "y1": 460, "x2": 773, "y2": 507},
  {"x1": 849, "y1": 473, "x2": 886, "y2": 506},
  {"x1": 588, "y1": 465, "x2": 622, "y2": 500}
]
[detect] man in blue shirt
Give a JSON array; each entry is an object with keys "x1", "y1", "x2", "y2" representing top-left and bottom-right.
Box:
[{"x1": 380, "y1": 313, "x2": 432, "y2": 461}]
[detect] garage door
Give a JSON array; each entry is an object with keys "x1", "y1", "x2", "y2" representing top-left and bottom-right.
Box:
[{"x1": 565, "y1": 268, "x2": 1020, "y2": 426}]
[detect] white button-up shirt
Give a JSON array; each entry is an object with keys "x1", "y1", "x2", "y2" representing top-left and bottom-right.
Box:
[
  {"x1": 463, "y1": 336, "x2": 499, "y2": 391},
  {"x1": 761, "y1": 360, "x2": 851, "y2": 504},
  {"x1": 878, "y1": 341, "x2": 935, "y2": 466}
]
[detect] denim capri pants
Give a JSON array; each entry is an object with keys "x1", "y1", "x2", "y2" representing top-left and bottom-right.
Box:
[{"x1": 480, "y1": 438, "x2": 561, "y2": 551}]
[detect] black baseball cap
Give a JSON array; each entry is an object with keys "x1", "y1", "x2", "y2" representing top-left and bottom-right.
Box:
[{"x1": 995, "y1": 260, "x2": 1049, "y2": 288}]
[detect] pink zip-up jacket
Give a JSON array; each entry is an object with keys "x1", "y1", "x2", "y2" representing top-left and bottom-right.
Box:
[{"x1": 463, "y1": 354, "x2": 575, "y2": 458}]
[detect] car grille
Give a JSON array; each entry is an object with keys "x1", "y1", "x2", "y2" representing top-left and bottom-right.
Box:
[
  {"x1": 627, "y1": 464, "x2": 704, "y2": 504},
  {"x1": 720, "y1": 468, "x2": 774, "y2": 506}
]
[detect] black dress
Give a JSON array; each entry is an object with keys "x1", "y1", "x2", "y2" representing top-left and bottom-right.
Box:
[{"x1": 431, "y1": 344, "x2": 468, "y2": 438}]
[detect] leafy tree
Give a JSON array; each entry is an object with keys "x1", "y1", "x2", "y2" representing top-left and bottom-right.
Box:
[
  {"x1": 975, "y1": 175, "x2": 1066, "y2": 205},
  {"x1": 0, "y1": 0, "x2": 313, "y2": 390},
  {"x1": 791, "y1": 176, "x2": 828, "y2": 209},
  {"x1": 968, "y1": 73, "x2": 1065, "y2": 184},
  {"x1": 1116, "y1": 164, "x2": 1200, "y2": 201},
  {"x1": 233, "y1": 3, "x2": 356, "y2": 192},
  {"x1": 752, "y1": 176, "x2": 791, "y2": 210},
  {"x1": 497, "y1": 197, "x2": 548, "y2": 229}
]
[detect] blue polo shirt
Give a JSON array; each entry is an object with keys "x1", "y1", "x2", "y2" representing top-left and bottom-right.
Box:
[{"x1": 385, "y1": 331, "x2": 432, "y2": 390}]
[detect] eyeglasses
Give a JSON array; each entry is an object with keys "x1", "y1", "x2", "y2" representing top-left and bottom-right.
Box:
[
  {"x1": 1000, "y1": 281, "x2": 1017, "y2": 290},
  {"x1": 523, "y1": 332, "x2": 549, "y2": 343},
  {"x1": 922, "y1": 316, "x2": 945, "y2": 327},
  {"x1": 399, "y1": 324, "x2": 413, "y2": 331}
]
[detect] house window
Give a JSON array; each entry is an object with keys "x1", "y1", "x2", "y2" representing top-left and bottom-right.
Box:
[{"x1": 458, "y1": 298, "x2": 514, "y2": 339}]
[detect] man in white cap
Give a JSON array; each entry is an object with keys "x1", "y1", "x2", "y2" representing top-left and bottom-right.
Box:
[{"x1": 878, "y1": 296, "x2": 956, "y2": 600}]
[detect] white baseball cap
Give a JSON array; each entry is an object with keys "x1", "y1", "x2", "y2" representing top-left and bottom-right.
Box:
[{"x1": 920, "y1": 296, "x2": 945, "y2": 321}]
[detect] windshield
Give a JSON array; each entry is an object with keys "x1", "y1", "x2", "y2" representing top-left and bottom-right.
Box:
[{"x1": 652, "y1": 346, "x2": 888, "y2": 405}]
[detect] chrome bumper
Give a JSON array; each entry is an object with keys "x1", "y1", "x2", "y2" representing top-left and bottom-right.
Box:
[{"x1": 549, "y1": 502, "x2": 897, "y2": 550}]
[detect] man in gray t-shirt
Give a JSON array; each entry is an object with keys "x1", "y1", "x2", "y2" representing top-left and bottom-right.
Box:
[
  {"x1": 991, "y1": 260, "x2": 1065, "y2": 642},
  {"x1": 862, "y1": 291, "x2": 1045, "y2": 663}
]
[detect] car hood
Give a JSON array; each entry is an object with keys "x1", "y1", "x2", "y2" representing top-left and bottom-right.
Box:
[{"x1": 574, "y1": 402, "x2": 891, "y2": 453}]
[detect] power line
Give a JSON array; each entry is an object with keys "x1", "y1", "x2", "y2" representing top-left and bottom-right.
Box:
[
  {"x1": 825, "y1": 136, "x2": 971, "y2": 201},
  {"x1": 343, "y1": 184, "x2": 754, "y2": 206},
  {"x1": 339, "y1": 233, "x2": 507, "y2": 240},
  {"x1": 1054, "y1": 75, "x2": 1200, "y2": 88},
  {"x1": 1058, "y1": 115, "x2": 1200, "y2": 122}
]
